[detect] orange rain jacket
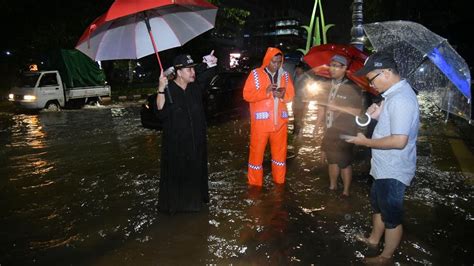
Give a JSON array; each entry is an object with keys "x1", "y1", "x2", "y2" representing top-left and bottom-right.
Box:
[
  {"x1": 243, "y1": 47, "x2": 295, "y2": 132},
  {"x1": 243, "y1": 47, "x2": 295, "y2": 186}
]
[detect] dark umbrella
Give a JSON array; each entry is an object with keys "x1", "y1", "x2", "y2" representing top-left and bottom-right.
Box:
[{"x1": 363, "y1": 20, "x2": 472, "y2": 121}]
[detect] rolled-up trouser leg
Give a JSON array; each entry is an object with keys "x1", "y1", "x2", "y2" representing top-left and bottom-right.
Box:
[
  {"x1": 270, "y1": 125, "x2": 287, "y2": 184},
  {"x1": 248, "y1": 129, "x2": 270, "y2": 186}
]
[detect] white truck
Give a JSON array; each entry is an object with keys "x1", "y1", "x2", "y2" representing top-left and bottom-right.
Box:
[{"x1": 8, "y1": 49, "x2": 111, "y2": 111}]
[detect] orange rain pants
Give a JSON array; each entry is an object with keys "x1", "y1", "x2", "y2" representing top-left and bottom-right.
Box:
[{"x1": 247, "y1": 124, "x2": 288, "y2": 186}]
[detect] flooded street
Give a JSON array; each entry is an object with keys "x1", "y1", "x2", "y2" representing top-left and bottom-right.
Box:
[{"x1": 0, "y1": 97, "x2": 472, "y2": 265}]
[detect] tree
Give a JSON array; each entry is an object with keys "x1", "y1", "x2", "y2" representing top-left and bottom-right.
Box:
[
  {"x1": 207, "y1": 0, "x2": 250, "y2": 38},
  {"x1": 2, "y1": 1, "x2": 113, "y2": 60}
]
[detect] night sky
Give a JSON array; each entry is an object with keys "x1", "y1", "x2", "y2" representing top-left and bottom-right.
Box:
[{"x1": 1, "y1": 0, "x2": 473, "y2": 69}]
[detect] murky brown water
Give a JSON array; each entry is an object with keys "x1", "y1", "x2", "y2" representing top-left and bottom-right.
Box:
[{"x1": 0, "y1": 97, "x2": 472, "y2": 265}]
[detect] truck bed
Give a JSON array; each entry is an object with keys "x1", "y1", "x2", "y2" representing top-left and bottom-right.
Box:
[{"x1": 65, "y1": 85, "x2": 111, "y2": 99}]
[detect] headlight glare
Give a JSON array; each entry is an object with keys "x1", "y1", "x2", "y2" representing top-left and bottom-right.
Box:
[{"x1": 23, "y1": 95, "x2": 36, "y2": 101}]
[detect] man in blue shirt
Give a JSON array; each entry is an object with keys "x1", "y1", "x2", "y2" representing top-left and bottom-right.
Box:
[{"x1": 347, "y1": 52, "x2": 420, "y2": 264}]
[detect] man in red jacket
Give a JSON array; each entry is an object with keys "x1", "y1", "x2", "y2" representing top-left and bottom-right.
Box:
[{"x1": 243, "y1": 47, "x2": 295, "y2": 186}]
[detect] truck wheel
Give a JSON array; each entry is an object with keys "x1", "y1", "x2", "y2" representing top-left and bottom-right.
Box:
[
  {"x1": 86, "y1": 97, "x2": 101, "y2": 106},
  {"x1": 45, "y1": 101, "x2": 60, "y2": 111}
]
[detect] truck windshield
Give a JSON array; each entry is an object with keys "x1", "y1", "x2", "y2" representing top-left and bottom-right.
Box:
[{"x1": 18, "y1": 72, "x2": 41, "y2": 88}]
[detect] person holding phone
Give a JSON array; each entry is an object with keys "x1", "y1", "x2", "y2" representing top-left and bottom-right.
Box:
[
  {"x1": 243, "y1": 47, "x2": 295, "y2": 187},
  {"x1": 347, "y1": 52, "x2": 419, "y2": 264}
]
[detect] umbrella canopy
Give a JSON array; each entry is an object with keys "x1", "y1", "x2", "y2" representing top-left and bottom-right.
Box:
[
  {"x1": 76, "y1": 0, "x2": 217, "y2": 62},
  {"x1": 363, "y1": 20, "x2": 472, "y2": 121},
  {"x1": 303, "y1": 44, "x2": 377, "y2": 95}
]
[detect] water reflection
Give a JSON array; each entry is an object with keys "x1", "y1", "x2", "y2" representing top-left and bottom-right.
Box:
[
  {"x1": 238, "y1": 185, "x2": 289, "y2": 264},
  {"x1": 0, "y1": 97, "x2": 472, "y2": 265},
  {"x1": 0, "y1": 106, "x2": 162, "y2": 265},
  {"x1": 9, "y1": 115, "x2": 46, "y2": 149}
]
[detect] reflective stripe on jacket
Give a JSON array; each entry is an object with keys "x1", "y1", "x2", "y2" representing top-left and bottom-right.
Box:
[{"x1": 243, "y1": 47, "x2": 295, "y2": 132}]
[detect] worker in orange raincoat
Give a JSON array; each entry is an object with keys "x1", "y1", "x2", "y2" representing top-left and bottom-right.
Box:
[{"x1": 243, "y1": 47, "x2": 295, "y2": 186}]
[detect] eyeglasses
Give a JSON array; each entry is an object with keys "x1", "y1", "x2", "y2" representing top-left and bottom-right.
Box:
[{"x1": 367, "y1": 72, "x2": 382, "y2": 85}]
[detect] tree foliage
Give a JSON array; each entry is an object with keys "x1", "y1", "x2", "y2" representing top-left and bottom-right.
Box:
[{"x1": 207, "y1": 0, "x2": 250, "y2": 36}]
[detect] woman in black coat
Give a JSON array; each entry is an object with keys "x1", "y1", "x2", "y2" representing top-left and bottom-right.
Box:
[{"x1": 153, "y1": 53, "x2": 217, "y2": 214}]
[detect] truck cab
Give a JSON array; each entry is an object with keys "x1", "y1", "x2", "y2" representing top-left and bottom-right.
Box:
[{"x1": 9, "y1": 71, "x2": 65, "y2": 110}]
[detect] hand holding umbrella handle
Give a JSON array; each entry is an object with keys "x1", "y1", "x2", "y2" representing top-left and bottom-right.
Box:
[{"x1": 158, "y1": 71, "x2": 173, "y2": 104}]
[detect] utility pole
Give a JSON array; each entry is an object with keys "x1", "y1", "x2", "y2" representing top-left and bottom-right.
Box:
[{"x1": 350, "y1": 0, "x2": 364, "y2": 51}]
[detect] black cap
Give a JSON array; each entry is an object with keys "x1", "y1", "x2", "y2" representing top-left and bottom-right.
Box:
[
  {"x1": 173, "y1": 54, "x2": 197, "y2": 69},
  {"x1": 355, "y1": 51, "x2": 397, "y2": 76}
]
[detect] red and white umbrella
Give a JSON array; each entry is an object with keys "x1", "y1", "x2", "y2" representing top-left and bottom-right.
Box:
[{"x1": 76, "y1": 0, "x2": 217, "y2": 70}]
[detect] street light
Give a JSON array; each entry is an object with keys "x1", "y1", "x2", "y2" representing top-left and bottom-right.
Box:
[{"x1": 350, "y1": 0, "x2": 364, "y2": 51}]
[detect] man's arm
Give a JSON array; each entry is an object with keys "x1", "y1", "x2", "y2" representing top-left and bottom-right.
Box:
[
  {"x1": 195, "y1": 63, "x2": 217, "y2": 89},
  {"x1": 346, "y1": 133, "x2": 408, "y2": 150},
  {"x1": 243, "y1": 71, "x2": 273, "y2": 103},
  {"x1": 195, "y1": 50, "x2": 219, "y2": 94}
]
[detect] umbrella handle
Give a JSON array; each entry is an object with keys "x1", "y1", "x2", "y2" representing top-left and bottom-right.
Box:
[
  {"x1": 165, "y1": 85, "x2": 173, "y2": 104},
  {"x1": 143, "y1": 12, "x2": 170, "y2": 103},
  {"x1": 355, "y1": 112, "x2": 371, "y2": 127},
  {"x1": 143, "y1": 13, "x2": 163, "y2": 71}
]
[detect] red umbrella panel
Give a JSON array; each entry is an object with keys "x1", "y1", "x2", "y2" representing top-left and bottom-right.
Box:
[
  {"x1": 100, "y1": 0, "x2": 216, "y2": 21},
  {"x1": 303, "y1": 44, "x2": 378, "y2": 95},
  {"x1": 76, "y1": 0, "x2": 218, "y2": 71}
]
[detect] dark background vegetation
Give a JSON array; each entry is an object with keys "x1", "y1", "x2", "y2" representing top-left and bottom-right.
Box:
[{"x1": 0, "y1": 0, "x2": 472, "y2": 93}]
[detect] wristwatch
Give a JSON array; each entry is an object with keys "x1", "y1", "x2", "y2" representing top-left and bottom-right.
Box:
[{"x1": 158, "y1": 90, "x2": 165, "y2": 94}]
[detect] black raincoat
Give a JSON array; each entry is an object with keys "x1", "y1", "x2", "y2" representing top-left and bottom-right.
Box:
[{"x1": 153, "y1": 64, "x2": 215, "y2": 213}]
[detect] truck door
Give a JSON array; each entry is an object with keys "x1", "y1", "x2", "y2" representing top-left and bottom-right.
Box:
[{"x1": 38, "y1": 73, "x2": 65, "y2": 107}]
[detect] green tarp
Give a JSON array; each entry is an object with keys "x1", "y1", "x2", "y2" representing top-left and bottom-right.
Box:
[{"x1": 45, "y1": 49, "x2": 106, "y2": 88}]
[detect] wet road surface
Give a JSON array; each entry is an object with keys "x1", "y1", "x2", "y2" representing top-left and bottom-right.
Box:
[{"x1": 0, "y1": 96, "x2": 472, "y2": 265}]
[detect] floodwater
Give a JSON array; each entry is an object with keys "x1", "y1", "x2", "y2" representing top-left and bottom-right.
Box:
[{"x1": 0, "y1": 96, "x2": 472, "y2": 265}]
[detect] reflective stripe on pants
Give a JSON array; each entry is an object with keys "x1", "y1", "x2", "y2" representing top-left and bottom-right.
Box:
[{"x1": 248, "y1": 125, "x2": 287, "y2": 186}]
